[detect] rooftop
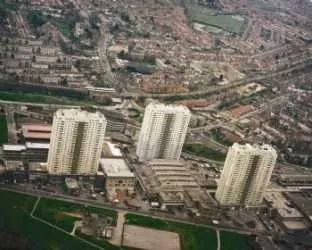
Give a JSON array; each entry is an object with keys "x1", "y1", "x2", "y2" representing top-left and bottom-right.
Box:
[
  {"x1": 264, "y1": 192, "x2": 303, "y2": 219},
  {"x1": 3, "y1": 144, "x2": 26, "y2": 151},
  {"x1": 65, "y1": 178, "x2": 79, "y2": 189},
  {"x1": 230, "y1": 105, "x2": 252, "y2": 118},
  {"x1": 28, "y1": 162, "x2": 48, "y2": 171},
  {"x1": 149, "y1": 159, "x2": 184, "y2": 166},
  {"x1": 25, "y1": 142, "x2": 50, "y2": 149},
  {"x1": 22, "y1": 124, "x2": 52, "y2": 140},
  {"x1": 23, "y1": 132, "x2": 51, "y2": 140},
  {"x1": 21, "y1": 124, "x2": 52, "y2": 132},
  {"x1": 148, "y1": 160, "x2": 199, "y2": 189},
  {"x1": 100, "y1": 158, "x2": 134, "y2": 178},
  {"x1": 146, "y1": 102, "x2": 190, "y2": 114},
  {"x1": 286, "y1": 191, "x2": 312, "y2": 220},
  {"x1": 103, "y1": 141, "x2": 123, "y2": 157},
  {"x1": 55, "y1": 109, "x2": 106, "y2": 121},
  {"x1": 232, "y1": 143, "x2": 277, "y2": 154}
]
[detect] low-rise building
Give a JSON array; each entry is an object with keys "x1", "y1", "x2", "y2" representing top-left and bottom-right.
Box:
[
  {"x1": 2, "y1": 144, "x2": 26, "y2": 160},
  {"x1": 100, "y1": 158, "x2": 135, "y2": 201},
  {"x1": 25, "y1": 142, "x2": 49, "y2": 162},
  {"x1": 28, "y1": 162, "x2": 48, "y2": 182},
  {"x1": 264, "y1": 192, "x2": 309, "y2": 233},
  {"x1": 21, "y1": 124, "x2": 52, "y2": 143},
  {"x1": 102, "y1": 141, "x2": 123, "y2": 158},
  {"x1": 65, "y1": 177, "x2": 80, "y2": 195}
]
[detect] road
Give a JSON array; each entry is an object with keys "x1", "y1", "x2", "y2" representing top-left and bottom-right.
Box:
[
  {"x1": 181, "y1": 152, "x2": 224, "y2": 166},
  {"x1": 98, "y1": 14, "x2": 115, "y2": 85},
  {"x1": 109, "y1": 211, "x2": 126, "y2": 246},
  {"x1": 190, "y1": 94, "x2": 289, "y2": 133},
  {"x1": 0, "y1": 186, "x2": 262, "y2": 236},
  {"x1": 121, "y1": 59, "x2": 312, "y2": 99}
]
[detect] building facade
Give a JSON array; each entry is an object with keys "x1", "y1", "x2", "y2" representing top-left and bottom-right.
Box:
[
  {"x1": 136, "y1": 103, "x2": 191, "y2": 162},
  {"x1": 47, "y1": 109, "x2": 107, "y2": 175},
  {"x1": 216, "y1": 143, "x2": 277, "y2": 206},
  {"x1": 100, "y1": 158, "x2": 135, "y2": 201}
]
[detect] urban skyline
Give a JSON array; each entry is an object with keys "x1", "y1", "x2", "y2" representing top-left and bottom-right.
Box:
[{"x1": 0, "y1": 0, "x2": 311, "y2": 249}]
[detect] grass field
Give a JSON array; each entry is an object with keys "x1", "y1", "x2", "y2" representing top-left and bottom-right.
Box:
[
  {"x1": 183, "y1": 143, "x2": 226, "y2": 161},
  {"x1": 0, "y1": 190, "x2": 256, "y2": 250},
  {"x1": 0, "y1": 0, "x2": 20, "y2": 11},
  {"x1": 0, "y1": 91, "x2": 111, "y2": 106},
  {"x1": 34, "y1": 197, "x2": 117, "y2": 232},
  {"x1": 26, "y1": 11, "x2": 78, "y2": 42},
  {"x1": 0, "y1": 114, "x2": 8, "y2": 144},
  {"x1": 220, "y1": 231, "x2": 255, "y2": 250},
  {"x1": 187, "y1": 7, "x2": 247, "y2": 35},
  {"x1": 0, "y1": 190, "x2": 113, "y2": 250}
]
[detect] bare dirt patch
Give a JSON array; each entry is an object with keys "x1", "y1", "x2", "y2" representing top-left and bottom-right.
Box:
[{"x1": 123, "y1": 224, "x2": 180, "y2": 250}]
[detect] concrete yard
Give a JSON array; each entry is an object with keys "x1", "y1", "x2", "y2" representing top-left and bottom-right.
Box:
[{"x1": 123, "y1": 225, "x2": 180, "y2": 250}]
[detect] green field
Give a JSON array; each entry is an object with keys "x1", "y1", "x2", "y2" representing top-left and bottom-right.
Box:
[
  {"x1": 26, "y1": 12, "x2": 78, "y2": 42},
  {"x1": 221, "y1": 231, "x2": 256, "y2": 250},
  {"x1": 125, "y1": 213, "x2": 255, "y2": 250},
  {"x1": 0, "y1": 0, "x2": 20, "y2": 11},
  {"x1": 187, "y1": 7, "x2": 247, "y2": 35},
  {"x1": 0, "y1": 190, "x2": 256, "y2": 250},
  {"x1": 0, "y1": 190, "x2": 114, "y2": 250},
  {"x1": 0, "y1": 91, "x2": 111, "y2": 106},
  {"x1": 183, "y1": 143, "x2": 226, "y2": 161},
  {"x1": 0, "y1": 114, "x2": 8, "y2": 144},
  {"x1": 34, "y1": 197, "x2": 117, "y2": 232}
]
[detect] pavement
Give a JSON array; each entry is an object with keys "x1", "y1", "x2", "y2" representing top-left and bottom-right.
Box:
[
  {"x1": 216, "y1": 230, "x2": 221, "y2": 250},
  {"x1": 109, "y1": 211, "x2": 126, "y2": 246}
]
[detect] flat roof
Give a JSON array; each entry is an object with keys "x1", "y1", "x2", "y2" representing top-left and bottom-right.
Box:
[
  {"x1": 232, "y1": 143, "x2": 277, "y2": 155},
  {"x1": 149, "y1": 159, "x2": 184, "y2": 166},
  {"x1": 5, "y1": 160, "x2": 23, "y2": 168},
  {"x1": 22, "y1": 124, "x2": 52, "y2": 139},
  {"x1": 286, "y1": 191, "x2": 312, "y2": 219},
  {"x1": 282, "y1": 220, "x2": 308, "y2": 230},
  {"x1": 100, "y1": 158, "x2": 134, "y2": 178},
  {"x1": 23, "y1": 132, "x2": 51, "y2": 139},
  {"x1": 264, "y1": 192, "x2": 303, "y2": 219},
  {"x1": 22, "y1": 124, "x2": 52, "y2": 132},
  {"x1": 3, "y1": 144, "x2": 26, "y2": 151},
  {"x1": 105, "y1": 141, "x2": 123, "y2": 157},
  {"x1": 25, "y1": 142, "x2": 50, "y2": 150},
  {"x1": 28, "y1": 162, "x2": 48, "y2": 171},
  {"x1": 55, "y1": 109, "x2": 106, "y2": 121},
  {"x1": 65, "y1": 178, "x2": 79, "y2": 189},
  {"x1": 146, "y1": 102, "x2": 190, "y2": 114}
]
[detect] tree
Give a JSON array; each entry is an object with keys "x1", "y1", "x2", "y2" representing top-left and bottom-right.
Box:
[
  {"x1": 118, "y1": 50, "x2": 127, "y2": 59},
  {"x1": 28, "y1": 12, "x2": 46, "y2": 28},
  {"x1": 137, "y1": 96, "x2": 146, "y2": 104},
  {"x1": 128, "y1": 41, "x2": 136, "y2": 54},
  {"x1": 60, "y1": 78, "x2": 68, "y2": 86}
]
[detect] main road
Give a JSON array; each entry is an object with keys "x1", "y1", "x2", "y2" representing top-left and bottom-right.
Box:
[{"x1": 121, "y1": 60, "x2": 312, "y2": 98}]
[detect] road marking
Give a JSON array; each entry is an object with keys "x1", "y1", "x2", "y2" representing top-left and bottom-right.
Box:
[{"x1": 217, "y1": 230, "x2": 221, "y2": 250}]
